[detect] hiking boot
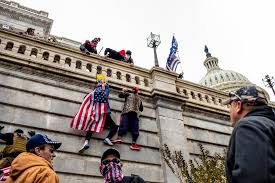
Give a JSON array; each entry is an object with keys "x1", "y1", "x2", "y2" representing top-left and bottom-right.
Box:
[
  {"x1": 78, "y1": 142, "x2": 90, "y2": 153},
  {"x1": 112, "y1": 138, "x2": 123, "y2": 143},
  {"x1": 103, "y1": 138, "x2": 114, "y2": 146},
  {"x1": 130, "y1": 143, "x2": 140, "y2": 151}
]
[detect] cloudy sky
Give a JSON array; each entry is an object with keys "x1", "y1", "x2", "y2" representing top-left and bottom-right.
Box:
[{"x1": 14, "y1": 0, "x2": 275, "y2": 100}]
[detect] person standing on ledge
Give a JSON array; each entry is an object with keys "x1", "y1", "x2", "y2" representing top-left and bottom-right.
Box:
[{"x1": 223, "y1": 86, "x2": 275, "y2": 183}]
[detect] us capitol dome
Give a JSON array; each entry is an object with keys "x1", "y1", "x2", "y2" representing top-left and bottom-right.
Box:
[{"x1": 199, "y1": 46, "x2": 253, "y2": 92}]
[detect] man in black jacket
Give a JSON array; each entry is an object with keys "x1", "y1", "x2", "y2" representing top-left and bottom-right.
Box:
[
  {"x1": 104, "y1": 48, "x2": 125, "y2": 61},
  {"x1": 223, "y1": 86, "x2": 275, "y2": 183},
  {"x1": 99, "y1": 148, "x2": 145, "y2": 183}
]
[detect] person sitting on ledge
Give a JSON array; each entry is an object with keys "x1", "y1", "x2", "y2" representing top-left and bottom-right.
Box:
[
  {"x1": 104, "y1": 48, "x2": 126, "y2": 62},
  {"x1": 100, "y1": 148, "x2": 145, "y2": 183},
  {"x1": 80, "y1": 37, "x2": 101, "y2": 55}
]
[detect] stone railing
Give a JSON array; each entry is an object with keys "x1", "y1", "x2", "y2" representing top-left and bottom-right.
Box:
[
  {"x1": 0, "y1": 29, "x2": 153, "y2": 93},
  {"x1": 0, "y1": 28, "x2": 254, "y2": 114},
  {"x1": 176, "y1": 79, "x2": 229, "y2": 113}
]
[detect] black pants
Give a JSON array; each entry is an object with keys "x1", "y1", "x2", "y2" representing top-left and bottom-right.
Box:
[
  {"x1": 118, "y1": 112, "x2": 139, "y2": 142},
  {"x1": 85, "y1": 114, "x2": 118, "y2": 140},
  {"x1": 80, "y1": 44, "x2": 97, "y2": 54},
  {"x1": 104, "y1": 48, "x2": 124, "y2": 61}
]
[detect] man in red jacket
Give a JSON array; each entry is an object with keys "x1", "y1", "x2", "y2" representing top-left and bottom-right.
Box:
[{"x1": 80, "y1": 37, "x2": 101, "y2": 55}]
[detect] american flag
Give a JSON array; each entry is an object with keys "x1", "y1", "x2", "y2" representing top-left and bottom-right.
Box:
[
  {"x1": 166, "y1": 36, "x2": 181, "y2": 71},
  {"x1": 70, "y1": 86, "x2": 107, "y2": 133}
]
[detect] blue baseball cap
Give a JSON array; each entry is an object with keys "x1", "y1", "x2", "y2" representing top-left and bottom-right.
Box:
[{"x1": 26, "y1": 134, "x2": 62, "y2": 152}]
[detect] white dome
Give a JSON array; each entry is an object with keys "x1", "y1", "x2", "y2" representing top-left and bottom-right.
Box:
[{"x1": 199, "y1": 56, "x2": 252, "y2": 92}]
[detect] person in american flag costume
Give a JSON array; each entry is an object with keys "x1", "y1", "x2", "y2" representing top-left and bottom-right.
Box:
[{"x1": 70, "y1": 80, "x2": 118, "y2": 153}]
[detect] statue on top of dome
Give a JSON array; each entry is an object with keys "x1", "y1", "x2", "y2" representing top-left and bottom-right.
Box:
[{"x1": 204, "y1": 45, "x2": 212, "y2": 58}]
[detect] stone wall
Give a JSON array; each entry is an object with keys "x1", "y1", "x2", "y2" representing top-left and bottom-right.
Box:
[
  {"x1": 0, "y1": 29, "x2": 238, "y2": 183},
  {"x1": 0, "y1": 61, "x2": 163, "y2": 183}
]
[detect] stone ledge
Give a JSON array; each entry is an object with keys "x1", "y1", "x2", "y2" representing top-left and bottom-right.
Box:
[
  {"x1": 0, "y1": 105, "x2": 160, "y2": 148},
  {"x1": 185, "y1": 127, "x2": 230, "y2": 146},
  {"x1": 0, "y1": 123, "x2": 161, "y2": 165}
]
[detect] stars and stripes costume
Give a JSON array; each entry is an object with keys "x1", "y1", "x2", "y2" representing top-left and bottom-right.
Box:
[{"x1": 70, "y1": 86, "x2": 108, "y2": 133}]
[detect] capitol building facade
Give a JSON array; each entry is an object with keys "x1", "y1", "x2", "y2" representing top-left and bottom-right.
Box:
[{"x1": 0, "y1": 1, "x2": 274, "y2": 182}]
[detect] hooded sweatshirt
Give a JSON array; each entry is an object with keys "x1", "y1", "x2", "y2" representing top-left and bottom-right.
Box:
[
  {"x1": 226, "y1": 105, "x2": 275, "y2": 183},
  {"x1": 5, "y1": 152, "x2": 59, "y2": 183}
]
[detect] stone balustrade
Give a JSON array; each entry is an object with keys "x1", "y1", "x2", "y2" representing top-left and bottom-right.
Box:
[
  {"x1": 2, "y1": 28, "x2": 274, "y2": 114},
  {"x1": 176, "y1": 79, "x2": 229, "y2": 113},
  {"x1": 0, "y1": 29, "x2": 153, "y2": 93}
]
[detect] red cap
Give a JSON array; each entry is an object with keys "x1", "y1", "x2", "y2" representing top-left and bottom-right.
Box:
[
  {"x1": 133, "y1": 87, "x2": 139, "y2": 94},
  {"x1": 119, "y1": 50, "x2": 126, "y2": 56}
]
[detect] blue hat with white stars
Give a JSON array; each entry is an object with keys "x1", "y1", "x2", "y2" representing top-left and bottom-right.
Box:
[{"x1": 26, "y1": 134, "x2": 62, "y2": 151}]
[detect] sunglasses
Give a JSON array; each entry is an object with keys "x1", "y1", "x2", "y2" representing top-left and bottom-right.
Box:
[
  {"x1": 226, "y1": 92, "x2": 243, "y2": 105},
  {"x1": 102, "y1": 158, "x2": 120, "y2": 165}
]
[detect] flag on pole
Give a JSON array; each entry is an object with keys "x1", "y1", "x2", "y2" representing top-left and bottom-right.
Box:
[
  {"x1": 166, "y1": 36, "x2": 181, "y2": 71},
  {"x1": 70, "y1": 87, "x2": 107, "y2": 133}
]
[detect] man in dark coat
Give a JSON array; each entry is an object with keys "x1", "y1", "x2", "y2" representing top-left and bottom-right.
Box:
[
  {"x1": 99, "y1": 148, "x2": 145, "y2": 183},
  {"x1": 223, "y1": 86, "x2": 275, "y2": 183}
]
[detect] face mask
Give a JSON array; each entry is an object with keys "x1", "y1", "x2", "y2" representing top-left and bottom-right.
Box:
[{"x1": 99, "y1": 159, "x2": 124, "y2": 183}]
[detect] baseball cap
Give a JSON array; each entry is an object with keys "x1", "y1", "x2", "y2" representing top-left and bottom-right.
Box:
[
  {"x1": 132, "y1": 86, "x2": 139, "y2": 94},
  {"x1": 223, "y1": 86, "x2": 268, "y2": 105},
  {"x1": 101, "y1": 148, "x2": 120, "y2": 163},
  {"x1": 26, "y1": 134, "x2": 62, "y2": 152}
]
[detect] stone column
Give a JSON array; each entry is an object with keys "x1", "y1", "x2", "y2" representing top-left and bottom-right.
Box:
[{"x1": 150, "y1": 67, "x2": 189, "y2": 183}]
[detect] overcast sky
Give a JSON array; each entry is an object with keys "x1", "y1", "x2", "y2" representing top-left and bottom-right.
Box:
[{"x1": 14, "y1": 0, "x2": 275, "y2": 100}]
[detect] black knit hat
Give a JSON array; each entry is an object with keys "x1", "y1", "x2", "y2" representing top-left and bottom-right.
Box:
[
  {"x1": 14, "y1": 129, "x2": 24, "y2": 134},
  {"x1": 101, "y1": 148, "x2": 120, "y2": 163},
  {"x1": 126, "y1": 50, "x2": 132, "y2": 55}
]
